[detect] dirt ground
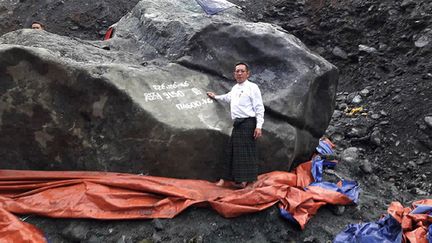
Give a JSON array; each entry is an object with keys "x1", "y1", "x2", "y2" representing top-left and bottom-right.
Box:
[{"x1": 2, "y1": 0, "x2": 432, "y2": 242}]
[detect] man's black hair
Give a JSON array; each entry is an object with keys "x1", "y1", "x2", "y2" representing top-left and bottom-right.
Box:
[
  {"x1": 235, "y1": 62, "x2": 250, "y2": 71},
  {"x1": 31, "y1": 21, "x2": 45, "y2": 28}
]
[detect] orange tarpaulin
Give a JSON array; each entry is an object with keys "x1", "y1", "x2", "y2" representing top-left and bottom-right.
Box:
[
  {"x1": 388, "y1": 199, "x2": 432, "y2": 243},
  {"x1": 0, "y1": 162, "x2": 353, "y2": 243}
]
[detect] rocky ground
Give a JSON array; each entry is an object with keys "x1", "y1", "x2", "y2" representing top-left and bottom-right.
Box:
[{"x1": 2, "y1": 0, "x2": 432, "y2": 242}]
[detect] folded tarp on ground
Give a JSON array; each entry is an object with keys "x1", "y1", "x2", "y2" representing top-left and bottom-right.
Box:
[
  {"x1": 0, "y1": 160, "x2": 355, "y2": 243},
  {"x1": 280, "y1": 138, "x2": 360, "y2": 227},
  {"x1": 334, "y1": 199, "x2": 432, "y2": 243}
]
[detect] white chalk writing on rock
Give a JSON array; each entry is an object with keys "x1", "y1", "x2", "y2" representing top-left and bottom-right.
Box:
[
  {"x1": 152, "y1": 81, "x2": 190, "y2": 91},
  {"x1": 143, "y1": 92, "x2": 163, "y2": 102},
  {"x1": 176, "y1": 98, "x2": 213, "y2": 110},
  {"x1": 143, "y1": 85, "x2": 213, "y2": 110},
  {"x1": 162, "y1": 90, "x2": 185, "y2": 99},
  {"x1": 191, "y1": 88, "x2": 202, "y2": 95}
]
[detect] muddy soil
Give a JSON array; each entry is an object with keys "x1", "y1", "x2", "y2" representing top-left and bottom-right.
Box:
[{"x1": 2, "y1": 0, "x2": 432, "y2": 242}]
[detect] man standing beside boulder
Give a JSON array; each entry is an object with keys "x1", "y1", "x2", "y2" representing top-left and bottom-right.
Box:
[{"x1": 207, "y1": 62, "x2": 265, "y2": 188}]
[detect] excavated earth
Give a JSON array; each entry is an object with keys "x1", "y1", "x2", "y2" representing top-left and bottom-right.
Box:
[{"x1": 1, "y1": 0, "x2": 431, "y2": 242}]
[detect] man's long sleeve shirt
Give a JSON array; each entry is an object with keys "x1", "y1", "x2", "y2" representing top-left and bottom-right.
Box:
[{"x1": 215, "y1": 80, "x2": 265, "y2": 129}]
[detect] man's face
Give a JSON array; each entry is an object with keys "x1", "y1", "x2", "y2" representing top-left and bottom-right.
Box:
[
  {"x1": 234, "y1": 64, "x2": 250, "y2": 83},
  {"x1": 31, "y1": 23, "x2": 43, "y2": 30}
]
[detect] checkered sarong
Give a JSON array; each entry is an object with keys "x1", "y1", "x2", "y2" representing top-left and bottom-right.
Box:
[{"x1": 226, "y1": 117, "x2": 258, "y2": 183}]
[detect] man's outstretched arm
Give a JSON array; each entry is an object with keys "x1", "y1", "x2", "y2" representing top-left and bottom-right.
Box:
[{"x1": 207, "y1": 91, "x2": 231, "y2": 103}]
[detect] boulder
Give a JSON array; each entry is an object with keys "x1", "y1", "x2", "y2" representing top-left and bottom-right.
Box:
[{"x1": 0, "y1": 0, "x2": 338, "y2": 180}]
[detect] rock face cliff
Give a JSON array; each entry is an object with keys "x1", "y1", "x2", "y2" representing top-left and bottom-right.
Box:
[{"x1": 0, "y1": 0, "x2": 337, "y2": 180}]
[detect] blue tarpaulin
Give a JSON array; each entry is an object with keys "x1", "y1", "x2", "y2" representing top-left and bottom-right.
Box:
[
  {"x1": 311, "y1": 156, "x2": 337, "y2": 182},
  {"x1": 333, "y1": 215, "x2": 403, "y2": 243},
  {"x1": 316, "y1": 139, "x2": 334, "y2": 155},
  {"x1": 308, "y1": 180, "x2": 360, "y2": 204},
  {"x1": 279, "y1": 208, "x2": 300, "y2": 227},
  {"x1": 410, "y1": 204, "x2": 432, "y2": 215},
  {"x1": 311, "y1": 156, "x2": 324, "y2": 182},
  {"x1": 312, "y1": 139, "x2": 337, "y2": 182},
  {"x1": 335, "y1": 201, "x2": 432, "y2": 242},
  {"x1": 195, "y1": 0, "x2": 237, "y2": 15}
]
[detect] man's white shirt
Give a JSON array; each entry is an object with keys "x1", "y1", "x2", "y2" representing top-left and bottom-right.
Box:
[{"x1": 215, "y1": 80, "x2": 264, "y2": 129}]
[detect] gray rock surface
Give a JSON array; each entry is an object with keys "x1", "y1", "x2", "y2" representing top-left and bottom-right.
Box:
[
  {"x1": 0, "y1": 0, "x2": 338, "y2": 179},
  {"x1": 341, "y1": 147, "x2": 360, "y2": 164},
  {"x1": 425, "y1": 116, "x2": 432, "y2": 128},
  {"x1": 332, "y1": 46, "x2": 348, "y2": 59}
]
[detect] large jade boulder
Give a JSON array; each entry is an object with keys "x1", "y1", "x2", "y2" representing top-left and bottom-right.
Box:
[{"x1": 0, "y1": 0, "x2": 337, "y2": 180}]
